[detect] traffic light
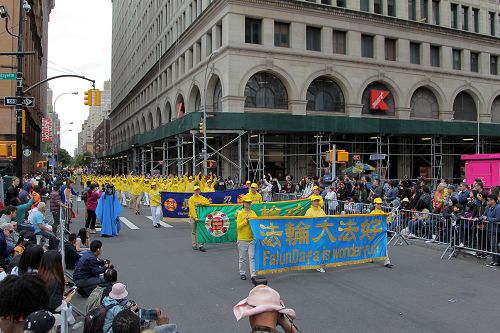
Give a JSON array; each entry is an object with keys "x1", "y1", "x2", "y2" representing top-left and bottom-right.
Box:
[
  {"x1": 337, "y1": 150, "x2": 349, "y2": 163},
  {"x1": 84, "y1": 89, "x2": 93, "y2": 106},
  {"x1": 93, "y1": 89, "x2": 101, "y2": 106},
  {"x1": 199, "y1": 120, "x2": 204, "y2": 135}
]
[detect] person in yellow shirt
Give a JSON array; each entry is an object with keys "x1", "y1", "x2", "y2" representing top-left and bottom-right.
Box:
[
  {"x1": 149, "y1": 182, "x2": 162, "y2": 228},
  {"x1": 185, "y1": 176, "x2": 195, "y2": 193},
  {"x1": 142, "y1": 178, "x2": 151, "y2": 206},
  {"x1": 371, "y1": 197, "x2": 393, "y2": 268},
  {"x1": 242, "y1": 183, "x2": 263, "y2": 203},
  {"x1": 130, "y1": 178, "x2": 143, "y2": 215},
  {"x1": 308, "y1": 185, "x2": 324, "y2": 208},
  {"x1": 205, "y1": 179, "x2": 215, "y2": 193},
  {"x1": 236, "y1": 198, "x2": 257, "y2": 281},
  {"x1": 305, "y1": 197, "x2": 327, "y2": 273},
  {"x1": 188, "y1": 186, "x2": 211, "y2": 252},
  {"x1": 244, "y1": 180, "x2": 251, "y2": 190}
]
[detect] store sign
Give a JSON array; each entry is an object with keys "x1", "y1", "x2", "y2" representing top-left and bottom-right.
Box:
[
  {"x1": 370, "y1": 90, "x2": 389, "y2": 110},
  {"x1": 42, "y1": 118, "x2": 53, "y2": 143}
]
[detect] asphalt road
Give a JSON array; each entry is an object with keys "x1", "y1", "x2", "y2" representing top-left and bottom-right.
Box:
[{"x1": 67, "y1": 199, "x2": 500, "y2": 333}]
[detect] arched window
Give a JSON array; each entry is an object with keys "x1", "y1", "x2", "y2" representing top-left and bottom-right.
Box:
[
  {"x1": 213, "y1": 79, "x2": 222, "y2": 112},
  {"x1": 244, "y1": 72, "x2": 288, "y2": 109},
  {"x1": 195, "y1": 90, "x2": 201, "y2": 112},
  {"x1": 306, "y1": 77, "x2": 345, "y2": 112},
  {"x1": 141, "y1": 117, "x2": 146, "y2": 133},
  {"x1": 156, "y1": 107, "x2": 162, "y2": 127},
  {"x1": 410, "y1": 87, "x2": 439, "y2": 119},
  {"x1": 491, "y1": 96, "x2": 500, "y2": 123},
  {"x1": 176, "y1": 95, "x2": 185, "y2": 117},
  {"x1": 362, "y1": 82, "x2": 395, "y2": 116},
  {"x1": 165, "y1": 102, "x2": 172, "y2": 122},
  {"x1": 453, "y1": 91, "x2": 477, "y2": 121},
  {"x1": 148, "y1": 113, "x2": 154, "y2": 130}
]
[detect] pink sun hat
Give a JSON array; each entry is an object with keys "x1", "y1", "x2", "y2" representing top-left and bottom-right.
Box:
[
  {"x1": 233, "y1": 285, "x2": 296, "y2": 321},
  {"x1": 109, "y1": 283, "x2": 129, "y2": 300}
]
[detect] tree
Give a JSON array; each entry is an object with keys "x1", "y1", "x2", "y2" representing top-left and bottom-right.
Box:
[
  {"x1": 58, "y1": 149, "x2": 72, "y2": 167},
  {"x1": 73, "y1": 152, "x2": 94, "y2": 167}
]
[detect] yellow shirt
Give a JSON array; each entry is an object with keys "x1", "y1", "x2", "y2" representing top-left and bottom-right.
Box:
[
  {"x1": 149, "y1": 189, "x2": 161, "y2": 207},
  {"x1": 371, "y1": 208, "x2": 390, "y2": 224},
  {"x1": 305, "y1": 206, "x2": 326, "y2": 217},
  {"x1": 243, "y1": 192, "x2": 263, "y2": 204},
  {"x1": 309, "y1": 194, "x2": 324, "y2": 208},
  {"x1": 188, "y1": 194, "x2": 211, "y2": 220},
  {"x1": 130, "y1": 182, "x2": 142, "y2": 196},
  {"x1": 185, "y1": 179, "x2": 195, "y2": 193},
  {"x1": 236, "y1": 209, "x2": 256, "y2": 241}
]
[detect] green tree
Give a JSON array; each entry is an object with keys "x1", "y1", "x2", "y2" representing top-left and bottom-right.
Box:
[
  {"x1": 58, "y1": 148, "x2": 72, "y2": 166},
  {"x1": 73, "y1": 152, "x2": 94, "y2": 167}
]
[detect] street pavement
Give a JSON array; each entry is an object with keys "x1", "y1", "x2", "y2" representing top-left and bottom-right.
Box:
[{"x1": 67, "y1": 199, "x2": 500, "y2": 333}]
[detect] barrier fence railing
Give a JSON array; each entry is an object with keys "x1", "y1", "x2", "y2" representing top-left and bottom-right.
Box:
[{"x1": 272, "y1": 193, "x2": 300, "y2": 202}]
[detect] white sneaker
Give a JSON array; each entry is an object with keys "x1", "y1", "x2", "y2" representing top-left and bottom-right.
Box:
[
  {"x1": 316, "y1": 268, "x2": 326, "y2": 273},
  {"x1": 458, "y1": 242, "x2": 464, "y2": 248},
  {"x1": 408, "y1": 233, "x2": 416, "y2": 239}
]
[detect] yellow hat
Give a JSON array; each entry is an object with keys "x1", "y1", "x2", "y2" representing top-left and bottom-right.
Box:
[
  {"x1": 373, "y1": 197, "x2": 383, "y2": 204},
  {"x1": 251, "y1": 183, "x2": 258, "y2": 188},
  {"x1": 189, "y1": 176, "x2": 193, "y2": 180},
  {"x1": 151, "y1": 182, "x2": 157, "y2": 186},
  {"x1": 194, "y1": 185, "x2": 201, "y2": 191},
  {"x1": 246, "y1": 180, "x2": 251, "y2": 184},
  {"x1": 310, "y1": 197, "x2": 320, "y2": 202},
  {"x1": 313, "y1": 185, "x2": 319, "y2": 190},
  {"x1": 243, "y1": 198, "x2": 253, "y2": 203},
  {"x1": 207, "y1": 179, "x2": 212, "y2": 183}
]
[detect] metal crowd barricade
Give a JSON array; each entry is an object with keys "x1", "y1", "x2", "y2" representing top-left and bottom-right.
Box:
[
  {"x1": 392, "y1": 209, "x2": 447, "y2": 243},
  {"x1": 441, "y1": 217, "x2": 500, "y2": 260},
  {"x1": 272, "y1": 193, "x2": 299, "y2": 202}
]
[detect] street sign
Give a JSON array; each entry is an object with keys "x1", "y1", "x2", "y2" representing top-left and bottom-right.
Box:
[
  {"x1": 42, "y1": 152, "x2": 52, "y2": 156},
  {"x1": 3, "y1": 96, "x2": 35, "y2": 107},
  {"x1": 0, "y1": 73, "x2": 16, "y2": 81},
  {"x1": 23, "y1": 149, "x2": 32, "y2": 157},
  {"x1": 369, "y1": 154, "x2": 387, "y2": 161}
]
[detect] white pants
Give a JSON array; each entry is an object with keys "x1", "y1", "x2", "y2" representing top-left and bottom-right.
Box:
[
  {"x1": 238, "y1": 240, "x2": 256, "y2": 277},
  {"x1": 150, "y1": 205, "x2": 162, "y2": 226},
  {"x1": 143, "y1": 192, "x2": 150, "y2": 206},
  {"x1": 121, "y1": 192, "x2": 127, "y2": 206}
]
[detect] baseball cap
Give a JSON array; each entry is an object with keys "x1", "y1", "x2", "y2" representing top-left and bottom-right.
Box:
[{"x1": 24, "y1": 310, "x2": 55, "y2": 333}]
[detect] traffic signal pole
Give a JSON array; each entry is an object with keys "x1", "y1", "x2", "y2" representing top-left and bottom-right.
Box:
[{"x1": 15, "y1": 0, "x2": 25, "y2": 180}]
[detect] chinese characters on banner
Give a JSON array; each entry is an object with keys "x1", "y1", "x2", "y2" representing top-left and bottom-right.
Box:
[
  {"x1": 41, "y1": 118, "x2": 53, "y2": 143},
  {"x1": 250, "y1": 215, "x2": 387, "y2": 274}
]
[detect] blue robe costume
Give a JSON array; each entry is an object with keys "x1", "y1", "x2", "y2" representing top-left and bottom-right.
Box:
[{"x1": 96, "y1": 192, "x2": 122, "y2": 237}]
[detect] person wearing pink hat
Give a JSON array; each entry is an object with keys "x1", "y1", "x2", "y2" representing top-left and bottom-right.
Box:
[
  {"x1": 102, "y1": 283, "x2": 136, "y2": 333},
  {"x1": 234, "y1": 285, "x2": 301, "y2": 333}
]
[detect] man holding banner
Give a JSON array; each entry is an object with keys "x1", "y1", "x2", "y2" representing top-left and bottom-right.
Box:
[
  {"x1": 236, "y1": 198, "x2": 257, "y2": 281},
  {"x1": 372, "y1": 197, "x2": 393, "y2": 268},
  {"x1": 188, "y1": 186, "x2": 211, "y2": 252},
  {"x1": 305, "y1": 197, "x2": 327, "y2": 273}
]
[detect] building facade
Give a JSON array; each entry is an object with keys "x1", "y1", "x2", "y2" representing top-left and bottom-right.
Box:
[
  {"x1": 108, "y1": 0, "x2": 500, "y2": 182},
  {"x1": 0, "y1": 0, "x2": 54, "y2": 174}
]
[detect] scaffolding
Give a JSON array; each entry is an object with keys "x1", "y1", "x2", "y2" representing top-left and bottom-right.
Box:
[
  {"x1": 431, "y1": 137, "x2": 443, "y2": 188},
  {"x1": 247, "y1": 133, "x2": 265, "y2": 181}
]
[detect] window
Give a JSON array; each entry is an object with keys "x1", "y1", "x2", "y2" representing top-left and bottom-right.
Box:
[
  {"x1": 472, "y1": 8, "x2": 479, "y2": 32},
  {"x1": 491, "y1": 55, "x2": 498, "y2": 75},
  {"x1": 452, "y1": 49, "x2": 461, "y2": 70},
  {"x1": 421, "y1": 0, "x2": 428, "y2": 22},
  {"x1": 387, "y1": 0, "x2": 396, "y2": 16},
  {"x1": 408, "y1": 0, "x2": 417, "y2": 20},
  {"x1": 410, "y1": 42, "x2": 421, "y2": 64},
  {"x1": 274, "y1": 22, "x2": 290, "y2": 48},
  {"x1": 360, "y1": 0, "x2": 369, "y2": 12},
  {"x1": 431, "y1": 0, "x2": 440, "y2": 25},
  {"x1": 490, "y1": 12, "x2": 496, "y2": 36},
  {"x1": 306, "y1": 77, "x2": 345, "y2": 112},
  {"x1": 453, "y1": 91, "x2": 477, "y2": 121},
  {"x1": 337, "y1": 0, "x2": 346, "y2": 8},
  {"x1": 470, "y1": 52, "x2": 479, "y2": 72},
  {"x1": 332, "y1": 30, "x2": 346, "y2": 54},
  {"x1": 244, "y1": 72, "x2": 288, "y2": 109},
  {"x1": 361, "y1": 35, "x2": 374, "y2": 58},
  {"x1": 321, "y1": 0, "x2": 332, "y2": 4},
  {"x1": 430, "y1": 45, "x2": 440, "y2": 67},
  {"x1": 213, "y1": 79, "x2": 222, "y2": 112},
  {"x1": 461, "y1": 6, "x2": 468, "y2": 30},
  {"x1": 451, "y1": 4, "x2": 458, "y2": 28},
  {"x1": 410, "y1": 87, "x2": 439, "y2": 119},
  {"x1": 245, "y1": 18, "x2": 261, "y2": 44},
  {"x1": 374, "y1": 0, "x2": 382, "y2": 14},
  {"x1": 385, "y1": 38, "x2": 396, "y2": 61},
  {"x1": 306, "y1": 26, "x2": 321, "y2": 51}
]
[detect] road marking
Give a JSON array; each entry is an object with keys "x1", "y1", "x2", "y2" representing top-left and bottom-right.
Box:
[
  {"x1": 119, "y1": 217, "x2": 140, "y2": 230},
  {"x1": 146, "y1": 216, "x2": 173, "y2": 228}
]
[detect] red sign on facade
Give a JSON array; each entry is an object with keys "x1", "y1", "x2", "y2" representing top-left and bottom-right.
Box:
[
  {"x1": 370, "y1": 90, "x2": 390, "y2": 110},
  {"x1": 176, "y1": 102, "x2": 184, "y2": 118},
  {"x1": 42, "y1": 118, "x2": 53, "y2": 143}
]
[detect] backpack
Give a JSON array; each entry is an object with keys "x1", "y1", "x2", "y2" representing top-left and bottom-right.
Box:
[
  {"x1": 85, "y1": 286, "x2": 105, "y2": 314},
  {"x1": 83, "y1": 303, "x2": 116, "y2": 333}
]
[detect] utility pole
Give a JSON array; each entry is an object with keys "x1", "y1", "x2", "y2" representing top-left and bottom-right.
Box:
[{"x1": 15, "y1": 0, "x2": 25, "y2": 180}]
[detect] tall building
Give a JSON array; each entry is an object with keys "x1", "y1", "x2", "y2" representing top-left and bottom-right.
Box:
[
  {"x1": 77, "y1": 80, "x2": 111, "y2": 155},
  {"x1": 0, "y1": 0, "x2": 54, "y2": 174},
  {"x1": 45, "y1": 88, "x2": 60, "y2": 155},
  {"x1": 108, "y1": 0, "x2": 500, "y2": 182}
]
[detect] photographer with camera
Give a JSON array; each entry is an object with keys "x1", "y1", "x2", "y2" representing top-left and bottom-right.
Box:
[
  {"x1": 234, "y1": 285, "x2": 301, "y2": 333},
  {"x1": 73, "y1": 240, "x2": 113, "y2": 297}
]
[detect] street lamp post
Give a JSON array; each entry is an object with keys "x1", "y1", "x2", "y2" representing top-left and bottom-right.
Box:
[{"x1": 202, "y1": 49, "x2": 219, "y2": 175}]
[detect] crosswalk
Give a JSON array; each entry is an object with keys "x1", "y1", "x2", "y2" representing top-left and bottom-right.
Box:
[{"x1": 95, "y1": 216, "x2": 173, "y2": 232}]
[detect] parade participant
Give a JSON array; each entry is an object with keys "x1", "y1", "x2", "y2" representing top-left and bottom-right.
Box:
[
  {"x1": 85, "y1": 184, "x2": 102, "y2": 234},
  {"x1": 304, "y1": 197, "x2": 327, "y2": 273},
  {"x1": 96, "y1": 184, "x2": 122, "y2": 237},
  {"x1": 308, "y1": 185, "x2": 324, "y2": 208},
  {"x1": 243, "y1": 183, "x2": 263, "y2": 204},
  {"x1": 236, "y1": 199, "x2": 257, "y2": 281},
  {"x1": 371, "y1": 198, "x2": 393, "y2": 268},
  {"x1": 234, "y1": 285, "x2": 300, "y2": 333},
  {"x1": 149, "y1": 182, "x2": 162, "y2": 228},
  {"x1": 130, "y1": 178, "x2": 142, "y2": 215},
  {"x1": 244, "y1": 180, "x2": 251, "y2": 189},
  {"x1": 184, "y1": 176, "x2": 196, "y2": 193},
  {"x1": 205, "y1": 179, "x2": 216, "y2": 193},
  {"x1": 188, "y1": 186, "x2": 210, "y2": 252},
  {"x1": 142, "y1": 178, "x2": 151, "y2": 206}
]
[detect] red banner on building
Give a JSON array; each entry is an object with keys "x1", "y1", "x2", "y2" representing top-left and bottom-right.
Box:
[
  {"x1": 176, "y1": 102, "x2": 184, "y2": 118},
  {"x1": 42, "y1": 118, "x2": 53, "y2": 143},
  {"x1": 370, "y1": 90, "x2": 390, "y2": 110}
]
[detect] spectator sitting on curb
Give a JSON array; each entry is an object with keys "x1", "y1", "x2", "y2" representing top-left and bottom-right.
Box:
[
  {"x1": 112, "y1": 308, "x2": 179, "y2": 333},
  {"x1": 73, "y1": 240, "x2": 112, "y2": 297},
  {"x1": 64, "y1": 233, "x2": 82, "y2": 270},
  {"x1": 10, "y1": 244, "x2": 44, "y2": 276},
  {"x1": 23, "y1": 310, "x2": 56, "y2": 333}
]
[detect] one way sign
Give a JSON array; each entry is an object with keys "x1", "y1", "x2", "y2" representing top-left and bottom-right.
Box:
[{"x1": 3, "y1": 96, "x2": 35, "y2": 108}]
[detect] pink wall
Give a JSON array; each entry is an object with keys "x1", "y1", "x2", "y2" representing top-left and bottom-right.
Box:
[{"x1": 461, "y1": 154, "x2": 500, "y2": 188}]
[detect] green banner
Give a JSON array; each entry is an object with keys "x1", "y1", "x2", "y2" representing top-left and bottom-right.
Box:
[{"x1": 196, "y1": 199, "x2": 311, "y2": 243}]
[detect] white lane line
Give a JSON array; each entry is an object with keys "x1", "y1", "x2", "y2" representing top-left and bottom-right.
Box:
[
  {"x1": 119, "y1": 217, "x2": 140, "y2": 230},
  {"x1": 146, "y1": 216, "x2": 173, "y2": 228}
]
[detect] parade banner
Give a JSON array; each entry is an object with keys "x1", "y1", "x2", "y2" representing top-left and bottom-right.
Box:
[
  {"x1": 161, "y1": 188, "x2": 248, "y2": 219},
  {"x1": 249, "y1": 214, "x2": 387, "y2": 274},
  {"x1": 196, "y1": 199, "x2": 311, "y2": 244}
]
